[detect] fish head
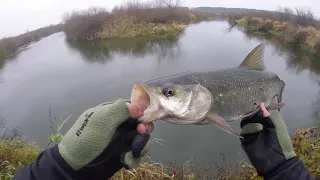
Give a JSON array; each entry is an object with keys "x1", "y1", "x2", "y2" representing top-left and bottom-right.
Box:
[{"x1": 130, "y1": 82, "x2": 213, "y2": 124}]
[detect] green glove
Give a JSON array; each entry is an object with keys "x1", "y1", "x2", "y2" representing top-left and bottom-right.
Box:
[
  {"x1": 58, "y1": 99, "x2": 150, "y2": 177},
  {"x1": 240, "y1": 103, "x2": 296, "y2": 176}
]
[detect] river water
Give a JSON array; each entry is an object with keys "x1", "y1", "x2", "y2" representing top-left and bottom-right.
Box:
[{"x1": 0, "y1": 21, "x2": 319, "y2": 165}]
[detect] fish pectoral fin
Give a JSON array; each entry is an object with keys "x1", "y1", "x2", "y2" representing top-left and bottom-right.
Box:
[
  {"x1": 239, "y1": 43, "x2": 265, "y2": 71},
  {"x1": 267, "y1": 103, "x2": 284, "y2": 111},
  {"x1": 196, "y1": 112, "x2": 242, "y2": 138},
  {"x1": 276, "y1": 93, "x2": 283, "y2": 111}
]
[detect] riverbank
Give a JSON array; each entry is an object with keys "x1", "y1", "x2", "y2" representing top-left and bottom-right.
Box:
[
  {"x1": 1, "y1": 126, "x2": 319, "y2": 179},
  {"x1": 231, "y1": 16, "x2": 320, "y2": 56},
  {"x1": 63, "y1": 1, "x2": 215, "y2": 41},
  {"x1": 0, "y1": 24, "x2": 63, "y2": 60}
]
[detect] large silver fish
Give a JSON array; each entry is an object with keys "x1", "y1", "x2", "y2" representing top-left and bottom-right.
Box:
[{"x1": 130, "y1": 43, "x2": 285, "y2": 137}]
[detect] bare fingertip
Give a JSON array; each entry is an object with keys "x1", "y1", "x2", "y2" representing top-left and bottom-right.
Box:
[
  {"x1": 137, "y1": 124, "x2": 147, "y2": 134},
  {"x1": 146, "y1": 123, "x2": 154, "y2": 133},
  {"x1": 127, "y1": 103, "x2": 143, "y2": 118}
]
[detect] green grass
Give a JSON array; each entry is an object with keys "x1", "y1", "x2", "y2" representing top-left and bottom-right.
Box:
[
  {"x1": 268, "y1": 29, "x2": 283, "y2": 36},
  {"x1": 246, "y1": 25, "x2": 257, "y2": 32},
  {"x1": 299, "y1": 43, "x2": 315, "y2": 55}
]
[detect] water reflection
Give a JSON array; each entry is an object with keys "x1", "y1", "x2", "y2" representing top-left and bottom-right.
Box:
[{"x1": 65, "y1": 35, "x2": 182, "y2": 64}]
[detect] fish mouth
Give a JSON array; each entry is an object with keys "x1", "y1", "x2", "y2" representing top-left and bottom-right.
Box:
[{"x1": 130, "y1": 82, "x2": 159, "y2": 123}]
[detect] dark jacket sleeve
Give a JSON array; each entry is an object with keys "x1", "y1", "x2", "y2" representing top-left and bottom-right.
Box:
[
  {"x1": 264, "y1": 157, "x2": 314, "y2": 180},
  {"x1": 13, "y1": 146, "x2": 122, "y2": 180}
]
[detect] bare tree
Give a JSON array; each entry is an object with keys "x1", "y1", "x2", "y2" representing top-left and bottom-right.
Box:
[
  {"x1": 155, "y1": 0, "x2": 183, "y2": 8},
  {"x1": 62, "y1": 12, "x2": 70, "y2": 23},
  {"x1": 295, "y1": 8, "x2": 314, "y2": 26},
  {"x1": 277, "y1": 7, "x2": 293, "y2": 22},
  {"x1": 283, "y1": 7, "x2": 293, "y2": 22},
  {"x1": 87, "y1": 7, "x2": 107, "y2": 16},
  {"x1": 306, "y1": 9, "x2": 315, "y2": 26}
]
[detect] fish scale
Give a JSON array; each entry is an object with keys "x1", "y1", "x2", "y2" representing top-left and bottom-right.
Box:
[{"x1": 190, "y1": 68, "x2": 283, "y2": 122}]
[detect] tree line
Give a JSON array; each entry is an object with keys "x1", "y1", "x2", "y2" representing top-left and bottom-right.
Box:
[{"x1": 0, "y1": 24, "x2": 64, "y2": 60}]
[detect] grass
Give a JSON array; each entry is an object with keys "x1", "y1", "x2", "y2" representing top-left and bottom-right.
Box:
[
  {"x1": 112, "y1": 159, "x2": 173, "y2": 180},
  {"x1": 98, "y1": 22, "x2": 186, "y2": 40},
  {"x1": 292, "y1": 127, "x2": 320, "y2": 178},
  {"x1": 268, "y1": 29, "x2": 283, "y2": 36},
  {"x1": 1, "y1": 125, "x2": 319, "y2": 179},
  {"x1": 0, "y1": 140, "x2": 40, "y2": 179}
]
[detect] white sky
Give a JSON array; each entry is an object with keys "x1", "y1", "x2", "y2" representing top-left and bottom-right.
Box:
[{"x1": 0, "y1": 0, "x2": 318, "y2": 38}]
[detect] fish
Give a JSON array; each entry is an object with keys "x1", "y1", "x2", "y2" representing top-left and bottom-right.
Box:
[{"x1": 130, "y1": 43, "x2": 285, "y2": 137}]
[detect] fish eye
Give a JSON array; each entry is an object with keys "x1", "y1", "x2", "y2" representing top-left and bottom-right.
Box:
[{"x1": 163, "y1": 88, "x2": 174, "y2": 97}]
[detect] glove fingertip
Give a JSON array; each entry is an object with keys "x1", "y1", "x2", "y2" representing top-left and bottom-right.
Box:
[
  {"x1": 132, "y1": 134, "x2": 150, "y2": 158},
  {"x1": 122, "y1": 151, "x2": 141, "y2": 169},
  {"x1": 240, "y1": 109, "x2": 264, "y2": 128},
  {"x1": 240, "y1": 123, "x2": 263, "y2": 136}
]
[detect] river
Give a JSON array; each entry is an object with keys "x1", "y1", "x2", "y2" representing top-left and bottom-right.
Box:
[{"x1": 0, "y1": 21, "x2": 319, "y2": 166}]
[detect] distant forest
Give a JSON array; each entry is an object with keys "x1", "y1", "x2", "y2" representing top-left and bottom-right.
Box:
[{"x1": 192, "y1": 7, "x2": 273, "y2": 15}]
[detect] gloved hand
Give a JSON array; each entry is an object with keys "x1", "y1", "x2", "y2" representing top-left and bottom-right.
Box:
[
  {"x1": 240, "y1": 103, "x2": 296, "y2": 177},
  {"x1": 58, "y1": 99, "x2": 154, "y2": 179}
]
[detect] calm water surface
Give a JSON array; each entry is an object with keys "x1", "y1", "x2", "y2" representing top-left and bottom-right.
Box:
[{"x1": 1, "y1": 21, "x2": 320, "y2": 165}]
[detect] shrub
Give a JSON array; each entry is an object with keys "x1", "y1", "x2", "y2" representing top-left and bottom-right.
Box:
[
  {"x1": 231, "y1": 7, "x2": 319, "y2": 29},
  {"x1": 63, "y1": 7, "x2": 109, "y2": 41},
  {"x1": 63, "y1": 0, "x2": 214, "y2": 41},
  {"x1": 313, "y1": 40, "x2": 320, "y2": 53},
  {"x1": 247, "y1": 17, "x2": 263, "y2": 27},
  {"x1": 259, "y1": 20, "x2": 274, "y2": 31},
  {"x1": 279, "y1": 22, "x2": 293, "y2": 33},
  {"x1": 294, "y1": 30, "x2": 309, "y2": 45},
  {"x1": 236, "y1": 17, "x2": 248, "y2": 26}
]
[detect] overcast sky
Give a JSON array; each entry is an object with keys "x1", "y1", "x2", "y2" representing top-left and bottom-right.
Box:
[{"x1": 0, "y1": 0, "x2": 317, "y2": 38}]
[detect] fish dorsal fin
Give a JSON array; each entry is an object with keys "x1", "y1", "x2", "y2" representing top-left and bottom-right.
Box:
[{"x1": 239, "y1": 43, "x2": 265, "y2": 71}]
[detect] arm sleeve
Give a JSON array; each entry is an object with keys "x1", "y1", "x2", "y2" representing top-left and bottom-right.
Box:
[
  {"x1": 13, "y1": 146, "x2": 122, "y2": 180},
  {"x1": 264, "y1": 157, "x2": 314, "y2": 180}
]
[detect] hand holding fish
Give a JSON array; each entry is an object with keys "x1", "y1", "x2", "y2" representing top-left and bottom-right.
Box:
[
  {"x1": 239, "y1": 102, "x2": 314, "y2": 179},
  {"x1": 57, "y1": 99, "x2": 153, "y2": 177}
]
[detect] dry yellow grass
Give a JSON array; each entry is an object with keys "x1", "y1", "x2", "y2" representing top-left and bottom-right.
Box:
[
  {"x1": 98, "y1": 17, "x2": 186, "y2": 40},
  {"x1": 0, "y1": 140, "x2": 40, "y2": 179},
  {"x1": 112, "y1": 159, "x2": 173, "y2": 180}
]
